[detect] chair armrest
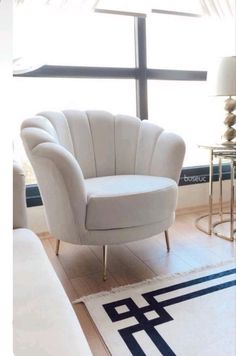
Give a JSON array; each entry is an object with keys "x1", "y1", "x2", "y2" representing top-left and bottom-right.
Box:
[
  {"x1": 30, "y1": 142, "x2": 87, "y2": 242},
  {"x1": 150, "y1": 131, "x2": 186, "y2": 183},
  {"x1": 13, "y1": 161, "x2": 27, "y2": 229}
]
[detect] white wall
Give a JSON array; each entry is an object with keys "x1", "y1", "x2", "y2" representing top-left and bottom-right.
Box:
[
  {"x1": 27, "y1": 180, "x2": 232, "y2": 233},
  {"x1": 177, "y1": 179, "x2": 231, "y2": 210},
  {"x1": 0, "y1": 1, "x2": 13, "y2": 355}
]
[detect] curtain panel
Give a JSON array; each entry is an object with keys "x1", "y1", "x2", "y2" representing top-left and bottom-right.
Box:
[{"x1": 200, "y1": 0, "x2": 235, "y2": 18}]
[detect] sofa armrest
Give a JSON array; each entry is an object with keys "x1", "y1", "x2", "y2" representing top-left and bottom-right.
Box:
[
  {"x1": 13, "y1": 161, "x2": 27, "y2": 229},
  {"x1": 13, "y1": 228, "x2": 92, "y2": 355}
]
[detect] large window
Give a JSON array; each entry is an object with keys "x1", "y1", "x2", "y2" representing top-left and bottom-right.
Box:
[
  {"x1": 47, "y1": 13, "x2": 135, "y2": 67},
  {"x1": 14, "y1": 4, "x2": 135, "y2": 67},
  {"x1": 13, "y1": 2, "x2": 235, "y2": 188},
  {"x1": 13, "y1": 77, "x2": 136, "y2": 184},
  {"x1": 13, "y1": 78, "x2": 136, "y2": 116},
  {"x1": 148, "y1": 80, "x2": 224, "y2": 167},
  {"x1": 147, "y1": 14, "x2": 210, "y2": 70},
  {"x1": 146, "y1": 11, "x2": 235, "y2": 168}
]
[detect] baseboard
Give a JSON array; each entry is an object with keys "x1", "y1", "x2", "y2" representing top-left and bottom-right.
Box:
[{"x1": 176, "y1": 201, "x2": 230, "y2": 216}]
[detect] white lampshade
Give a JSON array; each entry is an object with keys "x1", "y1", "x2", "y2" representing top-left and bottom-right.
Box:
[{"x1": 207, "y1": 56, "x2": 236, "y2": 96}]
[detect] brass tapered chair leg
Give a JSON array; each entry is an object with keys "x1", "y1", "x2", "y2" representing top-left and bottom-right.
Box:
[
  {"x1": 103, "y1": 245, "x2": 108, "y2": 281},
  {"x1": 55, "y1": 240, "x2": 60, "y2": 256},
  {"x1": 164, "y1": 230, "x2": 170, "y2": 252}
]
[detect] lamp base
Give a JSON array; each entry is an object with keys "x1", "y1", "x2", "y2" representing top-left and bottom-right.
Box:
[
  {"x1": 222, "y1": 96, "x2": 236, "y2": 144},
  {"x1": 221, "y1": 140, "x2": 236, "y2": 146}
]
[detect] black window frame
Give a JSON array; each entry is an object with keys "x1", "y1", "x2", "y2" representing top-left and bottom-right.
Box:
[{"x1": 14, "y1": 13, "x2": 231, "y2": 207}]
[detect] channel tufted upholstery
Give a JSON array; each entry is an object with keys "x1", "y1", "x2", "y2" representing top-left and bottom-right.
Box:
[{"x1": 21, "y1": 110, "x2": 185, "y2": 275}]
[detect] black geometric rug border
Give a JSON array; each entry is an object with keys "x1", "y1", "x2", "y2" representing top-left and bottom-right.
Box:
[{"x1": 103, "y1": 268, "x2": 236, "y2": 356}]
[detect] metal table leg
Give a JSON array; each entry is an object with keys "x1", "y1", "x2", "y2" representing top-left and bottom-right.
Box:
[{"x1": 213, "y1": 157, "x2": 236, "y2": 241}]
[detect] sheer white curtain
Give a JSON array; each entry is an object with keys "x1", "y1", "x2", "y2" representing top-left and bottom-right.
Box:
[
  {"x1": 200, "y1": 0, "x2": 235, "y2": 18},
  {"x1": 15, "y1": 0, "x2": 99, "y2": 10}
]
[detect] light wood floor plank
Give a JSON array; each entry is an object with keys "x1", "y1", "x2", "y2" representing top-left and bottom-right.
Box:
[
  {"x1": 90, "y1": 245, "x2": 156, "y2": 284},
  {"x1": 71, "y1": 272, "x2": 118, "y2": 298},
  {"x1": 49, "y1": 239, "x2": 103, "y2": 279}
]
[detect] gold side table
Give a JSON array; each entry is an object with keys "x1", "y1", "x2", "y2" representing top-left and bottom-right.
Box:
[{"x1": 195, "y1": 144, "x2": 236, "y2": 242}]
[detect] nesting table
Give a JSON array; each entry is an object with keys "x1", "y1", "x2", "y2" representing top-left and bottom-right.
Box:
[{"x1": 195, "y1": 144, "x2": 236, "y2": 242}]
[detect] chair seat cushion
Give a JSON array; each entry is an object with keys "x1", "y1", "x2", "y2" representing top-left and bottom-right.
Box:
[{"x1": 85, "y1": 175, "x2": 177, "y2": 230}]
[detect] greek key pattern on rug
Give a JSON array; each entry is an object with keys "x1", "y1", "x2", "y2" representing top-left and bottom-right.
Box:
[{"x1": 103, "y1": 268, "x2": 236, "y2": 356}]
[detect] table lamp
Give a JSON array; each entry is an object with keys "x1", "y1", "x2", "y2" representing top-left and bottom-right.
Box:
[{"x1": 207, "y1": 56, "x2": 236, "y2": 144}]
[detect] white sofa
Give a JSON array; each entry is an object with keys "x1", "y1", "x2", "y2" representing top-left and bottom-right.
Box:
[{"x1": 13, "y1": 162, "x2": 92, "y2": 356}]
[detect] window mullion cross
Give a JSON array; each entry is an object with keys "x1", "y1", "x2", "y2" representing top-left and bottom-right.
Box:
[{"x1": 134, "y1": 17, "x2": 148, "y2": 120}]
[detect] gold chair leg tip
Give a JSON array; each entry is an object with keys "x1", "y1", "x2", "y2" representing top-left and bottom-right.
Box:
[{"x1": 55, "y1": 240, "x2": 60, "y2": 256}]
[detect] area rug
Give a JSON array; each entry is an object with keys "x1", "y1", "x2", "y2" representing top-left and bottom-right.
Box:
[{"x1": 74, "y1": 261, "x2": 236, "y2": 356}]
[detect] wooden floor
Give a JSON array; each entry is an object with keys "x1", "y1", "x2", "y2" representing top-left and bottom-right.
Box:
[{"x1": 40, "y1": 210, "x2": 236, "y2": 356}]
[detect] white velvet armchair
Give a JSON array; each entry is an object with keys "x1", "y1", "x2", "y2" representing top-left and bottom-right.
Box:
[{"x1": 21, "y1": 110, "x2": 185, "y2": 280}]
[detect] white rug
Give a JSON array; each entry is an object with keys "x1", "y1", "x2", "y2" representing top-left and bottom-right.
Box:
[{"x1": 75, "y1": 262, "x2": 236, "y2": 356}]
